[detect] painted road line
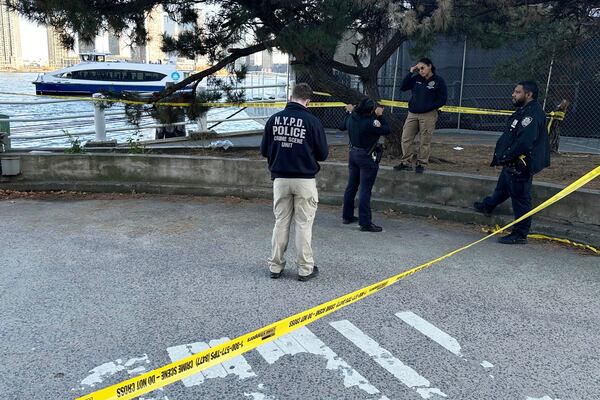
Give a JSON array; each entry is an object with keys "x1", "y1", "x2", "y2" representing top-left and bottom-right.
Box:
[
  {"x1": 256, "y1": 326, "x2": 388, "y2": 398},
  {"x1": 525, "y1": 396, "x2": 562, "y2": 400},
  {"x1": 76, "y1": 355, "x2": 169, "y2": 400},
  {"x1": 396, "y1": 311, "x2": 499, "y2": 378},
  {"x1": 79, "y1": 355, "x2": 151, "y2": 389},
  {"x1": 166, "y1": 343, "x2": 206, "y2": 386},
  {"x1": 330, "y1": 320, "x2": 447, "y2": 399},
  {"x1": 166, "y1": 337, "x2": 255, "y2": 387},
  {"x1": 254, "y1": 340, "x2": 286, "y2": 364},
  {"x1": 243, "y1": 383, "x2": 276, "y2": 400},
  {"x1": 209, "y1": 337, "x2": 257, "y2": 379},
  {"x1": 395, "y1": 311, "x2": 462, "y2": 357}
]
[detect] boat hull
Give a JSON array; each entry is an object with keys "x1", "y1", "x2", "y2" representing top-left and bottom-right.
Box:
[{"x1": 34, "y1": 82, "x2": 166, "y2": 96}]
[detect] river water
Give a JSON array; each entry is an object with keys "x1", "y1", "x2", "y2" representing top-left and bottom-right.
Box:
[{"x1": 0, "y1": 72, "x2": 285, "y2": 148}]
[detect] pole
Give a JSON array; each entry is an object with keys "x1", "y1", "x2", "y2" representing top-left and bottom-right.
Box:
[
  {"x1": 543, "y1": 51, "x2": 555, "y2": 111},
  {"x1": 0, "y1": 114, "x2": 10, "y2": 151},
  {"x1": 286, "y1": 54, "x2": 291, "y2": 100},
  {"x1": 390, "y1": 48, "x2": 400, "y2": 112},
  {"x1": 92, "y1": 93, "x2": 106, "y2": 141},
  {"x1": 457, "y1": 36, "x2": 467, "y2": 129},
  {"x1": 261, "y1": 70, "x2": 265, "y2": 100}
]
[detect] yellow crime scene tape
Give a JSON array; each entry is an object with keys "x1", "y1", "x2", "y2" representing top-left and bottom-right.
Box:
[
  {"x1": 0, "y1": 91, "x2": 564, "y2": 121},
  {"x1": 481, "y1": 225, "x2": 600, "y2": 255},
  {"x1": 76, "y1": 165, "x2": 600, "y2": 400},
  {"x1": 527, "y1": 234, "x2": 600, "y2": 255}
]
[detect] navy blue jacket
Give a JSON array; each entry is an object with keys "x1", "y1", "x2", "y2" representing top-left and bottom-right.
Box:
[
  {"x1": 261, "y1": 102, "x2": 329, "y2": 179},
  {"x1": 492, "y1": 100, "x2": 550, "y2": 175},
  {"x1": 401, "y1": 72, "x2": 447, "y2": 113},
  {"x1": 340, "y1": 112, "x2": 391, "y2": 150}
]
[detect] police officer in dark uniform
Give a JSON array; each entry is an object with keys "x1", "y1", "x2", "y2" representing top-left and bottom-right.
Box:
[
  {"x1": 393, "y1": 57, "x2": 447, "y2": 173},
  {"x1": 340, "y1": 98, "x2": 391, "y2": 232},
  {"x1": 474, "y1": 81, "x2": 550, "y2": 244}
]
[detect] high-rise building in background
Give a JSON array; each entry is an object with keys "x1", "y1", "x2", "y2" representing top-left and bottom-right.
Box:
[
  {"x1": 130, "y1": 4, "x2": 207, "y2": 67},
  {"x1": 77, "y1": 37, "x2": 96, "y2": 54},
  {"x1": 262, "y1": 50, "x2": 273, "y2": 72},
  {"x1": 47, "y1": 27, "x2": 77, "y2": 68},
  {"x1": 0, "y1": 0, "x2": 23, "y2": 69},
  {"x1": 108, "y1": 33, "x2": 121, "y2": 56},
  {"x1": 130, "y1": 5, "x2": 165, "y2": 63},
  {"x1": 145, "y1": 5, "x2": 165, "y2": 63}
]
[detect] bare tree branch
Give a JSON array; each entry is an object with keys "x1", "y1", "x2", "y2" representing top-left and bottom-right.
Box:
[
  {"x1": 324, "y1": 58, "x2": 368, "y2": 77},
  {"x1": 351, "y1": 42, "x2": 364, "y2": 68},
  {"x1": 370, "y1": 30, "x2": 407, "y2": 72}
]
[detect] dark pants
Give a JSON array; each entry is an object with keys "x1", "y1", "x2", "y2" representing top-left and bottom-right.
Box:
[
  {"x1": 342, "y1": 148, "x2": 379, "y2": 226},
  {"x1": 483, "y1": 168, "x2": 533, "y2": 237}
]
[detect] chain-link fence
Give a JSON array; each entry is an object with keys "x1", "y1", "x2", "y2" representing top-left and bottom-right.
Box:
[{"x1": 300, "y1": 35, "x2": 600, "y2": 144}]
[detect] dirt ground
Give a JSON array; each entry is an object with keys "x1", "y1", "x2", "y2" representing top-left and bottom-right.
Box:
[{"x1": 197, "y1": 142, "x2": 600, "y2": 190}]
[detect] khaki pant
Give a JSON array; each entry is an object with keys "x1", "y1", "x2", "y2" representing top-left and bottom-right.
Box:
[
  {"x1": 400, "y1": 110, "x2": 439, "y2": 166},
  {"x1": 269, "y1": 178, "x2": 318, "y2": 277}
]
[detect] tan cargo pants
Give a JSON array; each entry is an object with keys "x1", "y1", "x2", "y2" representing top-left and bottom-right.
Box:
[
  {"x1": 269, "y1": 178, "x2": 318, "y2": 277},
  {"x1": 400, "y1": 110, "x2": 439, "y2": 166}
]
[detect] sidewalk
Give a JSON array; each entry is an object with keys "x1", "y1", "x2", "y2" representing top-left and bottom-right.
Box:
[{"x1": 137, "y1": 128, "x2": 600, "y2": 155}]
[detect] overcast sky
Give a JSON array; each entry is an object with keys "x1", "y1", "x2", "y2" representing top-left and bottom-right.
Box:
[{"x1": 20, "y1": 17, "x2": 48, "y2": 62}]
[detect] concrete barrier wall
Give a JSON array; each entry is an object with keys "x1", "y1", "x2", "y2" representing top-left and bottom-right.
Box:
[{"x1": 2, "y1": 153, "x2": 599, "y2": 238}]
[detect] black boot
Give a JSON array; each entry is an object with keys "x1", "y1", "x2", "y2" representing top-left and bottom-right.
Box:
[{"x1": 360, "y1": 223, "x2": 383, "y2": 232}]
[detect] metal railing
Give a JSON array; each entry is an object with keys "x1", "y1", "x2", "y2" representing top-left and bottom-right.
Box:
[{"x1": 0, "y1": 81, "x2": 290, "y2": 149}]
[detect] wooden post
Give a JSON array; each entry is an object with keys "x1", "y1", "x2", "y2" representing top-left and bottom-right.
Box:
[{"x1": 548, "y1": 99, "x2": 569, "y2": 154}]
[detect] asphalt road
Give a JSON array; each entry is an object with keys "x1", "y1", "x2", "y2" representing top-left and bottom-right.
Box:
[{"x1": 1, "y1": 195, "x2": 598, "y2": 400}]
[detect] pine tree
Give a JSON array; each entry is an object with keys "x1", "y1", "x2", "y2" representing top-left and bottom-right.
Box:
[{"x1": 9, "y1": 0, "x2": 599, "y2": 154}]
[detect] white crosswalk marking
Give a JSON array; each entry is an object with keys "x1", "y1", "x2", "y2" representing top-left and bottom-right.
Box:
[
  {"x1": 330, "y1": 320, "x2": 447, "y2": 399},
  {"x1": 395, "y1": 311, "x2": 462, "y2": 357},
  {"x1": 166, "y1": 337, "x2": 256, "y2": 387},
  {"x1": 209, "y1": 338, "x2": 257, "y2": 379},
  {"x1": 79, "y1": 355, "x2": 150, "y2": 388},
  {"x1": 256, "y1": 326, "x2": 388, "y2": 398}
]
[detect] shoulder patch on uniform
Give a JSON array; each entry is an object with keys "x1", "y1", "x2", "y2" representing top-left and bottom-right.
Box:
[{"x1": 521, "y1": 116, "x2": 533, "y2": 127}]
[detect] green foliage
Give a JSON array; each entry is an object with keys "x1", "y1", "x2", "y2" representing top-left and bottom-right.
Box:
[
  {"x1": 121, "y1": 72, "x2": 244, "y2": 129},
  {"x1": 8, "y1": 0, "x2": 599, "y2": 100},
  {"x1": 491, "y1": 15, "x2": 590, "y2": 84},
  {"x1": 126, "y1": 131, "x2": 145, "y2": 154},
  {"x1": 63, "y1": 130, "x2": 85, "y2": 154}
]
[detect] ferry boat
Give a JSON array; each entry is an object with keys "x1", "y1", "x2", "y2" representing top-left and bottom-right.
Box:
[{"x1": 33, "y1": 53, "x2": 186, "y2": 96}]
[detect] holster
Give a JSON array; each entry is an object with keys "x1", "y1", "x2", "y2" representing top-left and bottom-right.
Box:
[{"x1": 370, "y1": 143, "x2": 383, "y2": 164}]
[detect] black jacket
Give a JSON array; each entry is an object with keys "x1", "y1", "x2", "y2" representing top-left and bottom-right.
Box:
[
  {"x1": 491, "y1": 100, "x2": 550, "y2": 175},
  {"x1": 340, "y1": 112, "x2": 391, "y2": 150},
  {"x1": 401, "y1": 72, "x2": 447, "y2": 113},
  {"x1": 261, "y1": 102, "x2": 329, "y2": 179}
]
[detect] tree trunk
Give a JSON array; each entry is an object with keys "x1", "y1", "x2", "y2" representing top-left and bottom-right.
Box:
[
  {"x1": 382, "y1": 114, "x2": 405, "y2": 157},
  {"x1": 364, "y1": 77, "x2": 404, "y2": 157},
  {"x1": 549, "y1": 99, "x2": 569, "y2": 154},
  {"x1": 305, "y1": 65, "x2": 365, "y2": 103},
  {"x1": 306, "y1": 65, "x2": 406, "y2": 157}
]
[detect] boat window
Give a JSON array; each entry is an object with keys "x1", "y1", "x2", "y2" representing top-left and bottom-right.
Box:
[{"x1": 68, "y1": 69, "x2": 167, "y2": 82}]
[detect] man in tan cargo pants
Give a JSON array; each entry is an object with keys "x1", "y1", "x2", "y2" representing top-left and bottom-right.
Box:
[
  {"x1": 394, "y1": 57, "x2": 447, "y2": 173},
  {"x1": 260, "y1": 83, "x2": 329, "y2": 281}
]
